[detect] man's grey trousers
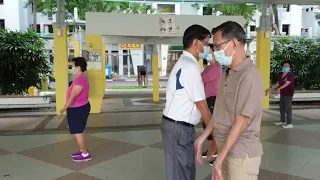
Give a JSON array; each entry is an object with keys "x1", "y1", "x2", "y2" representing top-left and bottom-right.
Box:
[{"x1": 160, "y1": 117, "x2": 196, "y2": 180}]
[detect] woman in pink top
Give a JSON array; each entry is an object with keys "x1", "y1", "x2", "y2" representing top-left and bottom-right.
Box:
[
  {"x1": 57, "y1": 57, "x2": 91, "y2": 162},
  {"x1": 201, "y1": 48, "x2": 222, "y2": 166}
]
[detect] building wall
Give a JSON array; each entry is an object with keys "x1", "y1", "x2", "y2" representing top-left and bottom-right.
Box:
[
  {"x1": 0, "y1": 0, "x2": 32, "y2": 31},
  {"x1": 302, "y1": 5, "x2": 320, "y2": 36}
]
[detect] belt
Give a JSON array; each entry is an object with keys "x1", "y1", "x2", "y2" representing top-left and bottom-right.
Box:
[{"x1": 162, "y1": 115, "x2": 194, "y2": 127}]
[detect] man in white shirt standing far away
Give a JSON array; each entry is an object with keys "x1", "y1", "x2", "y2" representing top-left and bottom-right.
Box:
[{"x1": 161, "y1": 24, "x2": 213, "y2": 180}]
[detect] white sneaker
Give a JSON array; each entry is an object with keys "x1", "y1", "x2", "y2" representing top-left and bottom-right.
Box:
[
  {"x1": 282, "y1": 124, "x2": 293, "y2": 128},
  {"x1": 274, "y1": 122, "x2": 286, "y2": 126}
]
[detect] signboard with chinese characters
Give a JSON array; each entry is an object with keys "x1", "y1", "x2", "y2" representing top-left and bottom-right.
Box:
[
  {"x1": 87, "y1": 51, "x2": 102, "y2": 70},
  {"x1": 159, "y1": 16, "x2": 180, "y2": 34},
  {"x1": 118, "y1": 44, "x2": 143, "y2": 50}
]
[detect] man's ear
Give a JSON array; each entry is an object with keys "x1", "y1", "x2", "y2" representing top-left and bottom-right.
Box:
[
  {"x1": 192, "y1": 39, "x2": 198, "y2": 46},
  {"x1": 232, "y1": 38, "x2": 240, "y2": 47}
]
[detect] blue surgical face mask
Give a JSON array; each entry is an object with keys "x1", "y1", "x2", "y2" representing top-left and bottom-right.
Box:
[
  {"x1": 206, "y1": 53, "x2": 213, "y2": 61},
  {"x1": 198, "y1": 40, "x2": 210, "y2": 60},
  {"x1": 71, "y1": 67, "x2": 76, "y2": 75},
  {"x1": 213, "y1": 42, "x2": 235, "y2": 66},
  {"x1": 282, "y1": 67, "x2": 290, "y2": 73}
]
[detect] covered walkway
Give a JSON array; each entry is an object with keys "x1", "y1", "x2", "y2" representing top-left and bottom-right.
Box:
[{"x1": 0, "y1": 103, "x2": 320, "y2": 179}]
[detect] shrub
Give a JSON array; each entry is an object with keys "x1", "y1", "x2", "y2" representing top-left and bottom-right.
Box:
[
  {"x1": 271, "y1": 36, "x2": 320, "y2": 90},
  {"x1": 0, "y1": 29, "x2": 51, "y2": 95}
]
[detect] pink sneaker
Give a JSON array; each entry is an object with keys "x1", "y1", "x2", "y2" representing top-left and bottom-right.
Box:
[
  {"x1": 71, "y1": 150, "x2": 89, "y2": 157},
  {"x1": 72, "y1": 153, "x2": 92, "y2": 162},
  {"x1": 71, "y1": 151, "x2": 82, "y2": 157}
]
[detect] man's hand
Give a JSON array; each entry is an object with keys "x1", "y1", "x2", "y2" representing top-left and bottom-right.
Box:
[
  {"x1": 212, "y1": 157, "x2": 223, "y2": 180},
  {"x1": 194, "y1": 136, "x2": 205, "y2": 165},
  {"x1": 56, "y1": 108, "x2": 66, "y2": 120},
  {"x1": 264, "y1": 88, "x2": 270, "y2": 96}
]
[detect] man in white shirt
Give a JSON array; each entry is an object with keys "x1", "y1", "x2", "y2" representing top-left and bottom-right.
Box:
[{"x1": 161, "y1": 24, "x2": 212, "y2": 180}]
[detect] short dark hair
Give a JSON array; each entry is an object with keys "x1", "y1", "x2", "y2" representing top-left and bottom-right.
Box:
[
  {"x1": 72, "y1": 57, "x2": 87, "y2": 72},
  {"x1": 211, "y1": 27, "x2": 217, "y2": 35},
  {"x1": 183, "y1": 24, "x2": 211, "y2": 49},
  {"x1": 214, "y1": 21, "x2": 246, "y2": 45},
  {"x1": 281, "y1": 60, "x2": 293, "y2": 68}
]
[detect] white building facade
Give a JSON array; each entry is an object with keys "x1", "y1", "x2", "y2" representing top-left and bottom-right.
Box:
[
  {"x1": 301, "y1": 5, "x2": 320, "y2": 36},
  {"x1": 0, "y1": 0, "x2": 33, "y2": 31}
]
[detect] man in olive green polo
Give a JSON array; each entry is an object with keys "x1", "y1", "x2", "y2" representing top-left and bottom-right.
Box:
[{"x1": 195, "y1": 21, "x2": 264, "y2": 180}]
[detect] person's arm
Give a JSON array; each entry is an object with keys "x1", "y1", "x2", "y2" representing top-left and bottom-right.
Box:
[
  {"x1": 271, "y1": 82, "x2": 280, "y2": 89},
  {"x1": 63, "y1": 85, "x2": 83, "y2": 110},
  {"x1": 276, "y1": 81, "x2": 291, "y2": 90},
  {"x1": 215, "y1": 75, "x2": 257, "y2": 164},
  {"x1": 215, "y1": 114, "x2": 248, "y2": 160},
  {"x1": 183, "y1": 65, "x2": 211, "y2": 125},
  {"x1": 195, "y1": 100, "x2": 211, "y2": 126}
]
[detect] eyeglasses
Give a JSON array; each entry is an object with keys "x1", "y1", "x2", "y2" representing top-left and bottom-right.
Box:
[
  {"x1": 212, "y1": 40, "x2": 231, "y2": 51},
  {"x1": 199, "y1": 40, "x2": 210, "y2": 46}
]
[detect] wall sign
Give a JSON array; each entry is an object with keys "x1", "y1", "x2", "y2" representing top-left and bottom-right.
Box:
[
  {"x1": 87, "y1": 51, "x2": 102, "y2": 70},
  {"x1": 118, "y1": 44, "x2": 143, "y2": 49},
  {"x1": 159, "y1": 16, "x2": 180, "y2": 33}
]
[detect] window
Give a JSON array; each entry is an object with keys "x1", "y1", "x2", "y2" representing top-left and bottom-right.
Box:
[
  {"x1": 48, "y1": 13, "x2": 53, "y2": 20},
  {"x1": 286, "y1": 5, "x2": 290, "y2": 12},
  {"x1": 203, "y1": 7, "x2": 212, "y2": 15},
  {"x1": 48, "y1": 25, "x2": 53, "y2": 33},
  {"x1": 0, "y1": 0, "x2": 3, "y2": 5},
  {"x1": 311, "y1": 7, "x2": 314, "y2": 11},
  {"x1": 282, "y1": 24, "x2": 290, "y2": 35},
  {"x1": 305, "y1": 29, "x2": 309, "y2": 32},
  {"x1": 157, "y1": 4, "x2": 175, "y2": 14},
  {"x1": 36, "y1": 24, "x2": 41, "y2": 33},
  {"x1": 250, "y1": 26, "x2": 256, "y2": 32},
  {"x1": 0, "y1": 19, "x2": 5, "y2": 30},
  {"x1": 306, "y1": 8, "x2": 309, "y2": 12}
]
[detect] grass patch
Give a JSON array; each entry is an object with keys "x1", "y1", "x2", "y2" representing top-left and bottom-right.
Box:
[{"x1": 109, "y1": 86, "x2": 166, "y2": 90}]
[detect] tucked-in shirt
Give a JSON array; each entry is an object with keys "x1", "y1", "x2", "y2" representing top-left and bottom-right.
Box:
[
  {"x1": 277, "y1": 72, "x2": 295, "y2": 96},
  {"x1": 67, "y1": 74, "x2": 90, "y2": 107},
  {"x1": 212, "y1": 58, "x2": 264, "y2": 159},
  {"x1": 163, "y1": 51, "x2": 206, "y2": 125},
  {"x1": 201, "y1": 62, "x2": 222, "y2": 98}
]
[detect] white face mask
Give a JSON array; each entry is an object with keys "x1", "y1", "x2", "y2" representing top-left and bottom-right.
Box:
[{"x1": 213, "y1": 42, "x2": 235, "y2": 66}]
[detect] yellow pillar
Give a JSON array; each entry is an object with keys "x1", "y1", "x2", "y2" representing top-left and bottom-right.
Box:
[
  {"x1": 198, "y1": 59, "x2": 204, "y2": 70},
  {"x1": 153, "y1": 52, "x2": 160, "y2": 102},
  {"x1": 41, "y1": 76, "x2": 48, "y2": 91},
  {"x1": 74, "y1": 41, "x2": 80, "y2": 57},
  {"x1": 54, "y1": 28, "x2": 69, "y2": 114},
  {"x1": 86, "y1": 34, "x2": 105, "y2": 113},
  {"x1": 256, "y1": 30, "x2": 271, "y2": 109}
]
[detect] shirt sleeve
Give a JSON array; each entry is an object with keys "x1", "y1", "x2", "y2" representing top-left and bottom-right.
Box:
[
  {"x1": 183, "y1": 66, "x2": 206, "y2": 102},
  {"x1": 235, "y1": 75, "x2": 257, "y2": 118}
]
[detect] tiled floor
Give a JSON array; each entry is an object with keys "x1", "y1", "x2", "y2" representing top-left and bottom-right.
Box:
[{"x1": 1, "y1": 98, "x2": 320, "y2": 180}]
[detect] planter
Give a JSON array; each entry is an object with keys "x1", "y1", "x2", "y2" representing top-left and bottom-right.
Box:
[
  {"x1": 270, "y1": 92, "x2": 320, "y2": 99},
  {"x1": 0, "y1": 95, "x2": 51, "y2": 105}
]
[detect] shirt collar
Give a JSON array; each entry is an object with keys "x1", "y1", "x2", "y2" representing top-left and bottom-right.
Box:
[
  {"x1": 183, "y1": 51, "x2": 198, "y2": 63},
  {"x1": 228, "y1": 57, "x2": 252, "y2": 75}
]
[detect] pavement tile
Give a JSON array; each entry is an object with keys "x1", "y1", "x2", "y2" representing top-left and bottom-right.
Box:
[{"x1": 18, "y1": 136, "x2": 144, "y2": 171}]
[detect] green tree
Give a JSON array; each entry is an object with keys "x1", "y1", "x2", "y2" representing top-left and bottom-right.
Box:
[
  {"x1": 315, "y1": 13, "x2": 320, "y2": 25},
  {"x1": 192, "y1": 4, "x2": 260, "y2": 27},
  {"x1": 0, "y1": 29, "x2": 51, "y2": 95},
  {"x1": 271, "y1": 36, "x2": 320, "y2": 90},
  {"x1": 25, "y1": 0, "x2": 155, "y2": 20}
]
